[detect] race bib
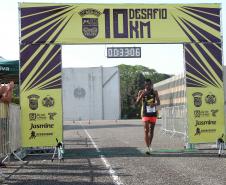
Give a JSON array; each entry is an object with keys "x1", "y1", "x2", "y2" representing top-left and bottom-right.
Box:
[{"x1": 146, "y1": 106, "x2": 156, "y2": 113}]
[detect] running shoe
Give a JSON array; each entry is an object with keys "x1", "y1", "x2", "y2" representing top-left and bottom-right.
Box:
[{"x1": 145, "y1": 147, "x2": 151, "y2": 155}]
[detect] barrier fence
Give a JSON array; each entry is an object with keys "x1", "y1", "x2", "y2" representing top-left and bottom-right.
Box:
[
  {"x1": 0, "y1": 103, "x2": 21, "y2": 162},
  {"x1": 0, "y1": 101, "x2": 222, "y2": 161},
  {"x1": 0, "y1": 103, "x2": 9, "y2": 159},
  {"x1": 8, "y1": 104, "x2": 21, "y2": 153},
  {"x1": 161, "y1": 105, "x2": 188, "y2": 143}
]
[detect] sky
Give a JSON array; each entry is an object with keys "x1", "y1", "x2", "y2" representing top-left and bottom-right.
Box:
[{"x1": 0, "y1": 0, "x2": 225, "y2": 75}]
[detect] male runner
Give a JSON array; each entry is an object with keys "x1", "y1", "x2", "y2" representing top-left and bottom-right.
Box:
[{"x1": 136, "y1": 79, "x2": 160, "y2": 155}]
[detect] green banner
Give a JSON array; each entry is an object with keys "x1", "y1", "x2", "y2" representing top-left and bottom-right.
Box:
[{"x1": 0, "y1": 60, "x2": 19, "y2": 74}]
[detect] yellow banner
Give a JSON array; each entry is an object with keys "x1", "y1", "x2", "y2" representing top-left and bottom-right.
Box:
[
  {"x1": 187, "y1": 87, "x2": 225, "y2": 143},
  {"x1": 21, "y1": 89, "x2": 62, "y2": 147},
  {"x1": 19, "y1": 3, "x2": 223, "y2": 145},
  {"x1": 19, "y1": 3, "x2": 221, "y2": 44}
]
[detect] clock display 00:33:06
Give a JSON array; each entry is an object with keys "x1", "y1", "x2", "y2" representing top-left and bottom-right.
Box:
[{"x1": 107, "y1": 47, "x2": 141, "y2": 58}]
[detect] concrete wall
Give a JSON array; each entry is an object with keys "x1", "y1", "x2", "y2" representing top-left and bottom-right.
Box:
[
  {"x1": 103, "y1": 67, "x2": 121, "y2": 120},
  {"x1": 62, "y1": 67, "x2": 120, "y2": 121}
]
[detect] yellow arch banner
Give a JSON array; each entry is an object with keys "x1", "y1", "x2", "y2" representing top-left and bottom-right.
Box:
[
  {"x1": 19, "y1": 3, "x2": 224, "y2": 146},
  {"x1": 19, "y1": 3, "x2": 221, "y2": 44}
]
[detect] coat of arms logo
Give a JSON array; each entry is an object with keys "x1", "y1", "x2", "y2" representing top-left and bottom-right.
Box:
[
  {"x1": 27, "y1": 94, "x2": 40, "y2": 110},
  {"x1": 192, "y1": 92, "x2": 203, "y2": 107},
  {"x1": 79, "y1": 8, "x2": 102, "y2": 39}
]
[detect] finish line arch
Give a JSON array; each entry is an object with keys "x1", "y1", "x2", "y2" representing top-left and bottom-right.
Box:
[{"x1": 19, "y1": 3, "x2": 224, "y2": 147}]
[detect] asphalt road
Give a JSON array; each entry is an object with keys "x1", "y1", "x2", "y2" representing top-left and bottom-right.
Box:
[{"x1": 1, "y1": 120, "x2": 226, "y2": 185}]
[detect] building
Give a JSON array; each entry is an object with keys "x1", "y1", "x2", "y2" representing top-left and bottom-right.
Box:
[
  {"x1": 154, "y1": 73, "x2": 186, "y2": 108},
  {"x1": 62, "y1": 66, "x2": 120, "y2": 121}
]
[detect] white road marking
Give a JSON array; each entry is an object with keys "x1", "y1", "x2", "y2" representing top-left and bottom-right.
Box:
[{"x1": 79, "y1": 122, "x2": 124, "y2": 185}]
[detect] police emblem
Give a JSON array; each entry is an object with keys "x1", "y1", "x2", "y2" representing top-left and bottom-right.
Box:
[
  {"x1": 28, "y1": 94, "x2": 40, "y2": 110},
  {"x1": 79, "y1": 8, "x2": 101, "y2": 39},
  {"x1": 42, "y1": 96, "x2": 55, "y2": 107},
  {"x1": 205, "y1": 93, "x2": 216, "y2": 105},
  {"x1": 192, "y1": 92, "x2": 203, "y2": 107}
]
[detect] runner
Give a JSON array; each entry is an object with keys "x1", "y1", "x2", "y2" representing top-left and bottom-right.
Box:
[{"x1": 136, "y1": 79, "x2": 160, "y2": 155}]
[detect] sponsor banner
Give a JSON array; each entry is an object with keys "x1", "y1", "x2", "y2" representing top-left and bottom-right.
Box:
[
  {"x1": 21, "y1": 89, "x2": 62, "y2": 147},
  {"x1": 20, "y1": 44, "x2": 62, "y2": 147},
  {"x1": 19, "y1": 3, "x2": 221, "y2": 44},
  {"x1": 187, "y1": 87, "x2": 225, "y2": 143},
  {"x1": 185, "y1": 42, "x2": 224, "y2": 143}
]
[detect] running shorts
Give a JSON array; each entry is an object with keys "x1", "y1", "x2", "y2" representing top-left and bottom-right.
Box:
[{"x1": 142, "y1": 116, "x2": 157, "y2": 123}]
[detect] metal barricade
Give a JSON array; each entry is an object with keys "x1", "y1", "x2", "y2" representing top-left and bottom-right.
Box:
[
  {"x1": 0, "y1": 103, "x2": 21, "y2": 162},
  {"x1": 0, "y1": 103, "x2": 9, "y2": 159},
  {"x1": 161, "y1": 105, "x2": 187, "y2": 138},
  {"x1": 8, "y1": 104, "x2": 21, "y2": 153}
]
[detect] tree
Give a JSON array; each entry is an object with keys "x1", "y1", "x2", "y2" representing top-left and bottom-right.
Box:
[{"x1": 119, "y1": 64, "x2": 171, "y2": 119}]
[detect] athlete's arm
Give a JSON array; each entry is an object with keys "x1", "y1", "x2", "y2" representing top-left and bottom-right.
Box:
[
  {"x1": 136, "y1": 90, "x2": 145, "y2": 104},
  {"x1": 155, "y1": 90, "x2": 160, "y2": 106}
]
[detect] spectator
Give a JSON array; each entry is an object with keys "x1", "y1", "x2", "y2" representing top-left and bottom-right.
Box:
[{"x1": 1, "y1": 81, "x2": 14, "y2": 103}]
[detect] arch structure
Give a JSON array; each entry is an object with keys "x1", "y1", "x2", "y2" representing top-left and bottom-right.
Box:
[{"x1": 19, "y1": 3, "x2": 224, "y2": 146}]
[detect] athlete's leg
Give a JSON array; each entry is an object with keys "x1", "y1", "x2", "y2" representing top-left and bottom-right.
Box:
[
  {"x1": 149, "y1": 123, "x2": 155, "y2": 147},
  {"x1": 143, "y1": 121, "x2": 150, "y2": 147}
]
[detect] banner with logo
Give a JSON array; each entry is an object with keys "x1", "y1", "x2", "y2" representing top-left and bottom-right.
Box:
[
  {"x1": 19, "y1": 3, "x2": 223, "y2": 145},
  {"x1": 20, "y1": 44, "x2": 62, "y2": 147},
  {"x1": 185, "y1": 43, "x2": 225, "y2": 143},
  {"x1": 19, "y1": 3, "x2": 221, "y2": 44}
]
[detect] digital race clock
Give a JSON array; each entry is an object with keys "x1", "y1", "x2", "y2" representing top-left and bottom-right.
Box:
[{"x1": 107, "y1": 47, "x2": 141, "y2": 58}]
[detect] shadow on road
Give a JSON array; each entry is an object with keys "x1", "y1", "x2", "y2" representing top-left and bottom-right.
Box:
[
  {"x1": 64, "y1": 147, "x2": 145, "y2": 158},
  {"x1": 6, "y1": 179, "x2": 115, "y2": 185},
  {"x1": 3, "y1": 157, "x2": 128, "y2": 185},
  {"x1": 63, "y1": 124, "x2": 143, "y2": 130}
]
